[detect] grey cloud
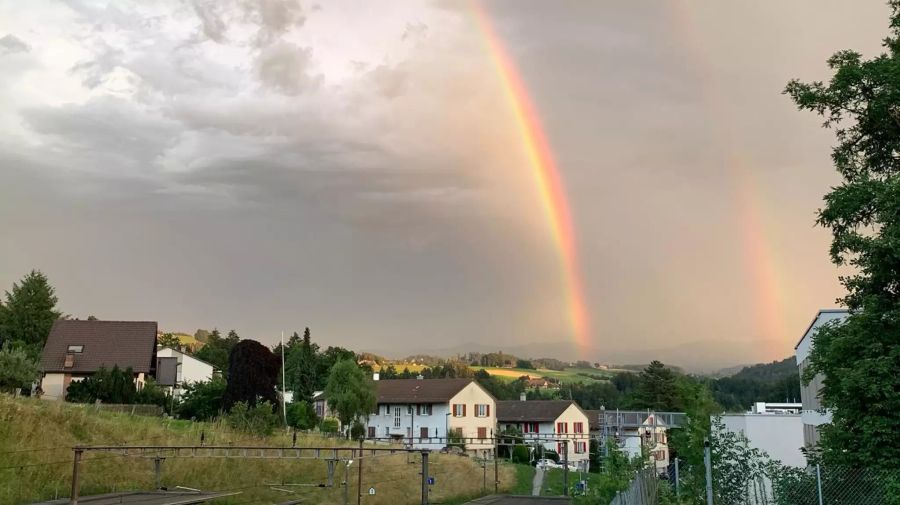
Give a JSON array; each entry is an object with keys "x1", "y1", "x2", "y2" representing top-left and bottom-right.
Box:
[
  {"x1": 192, "y1": 0, "x2": 228, "y2": 43},
  {"x1": 241, "y1": 0, "x2": 305, "y2": 46},
  {"x1": 256, "y1": 41, "x2": 320, "y2": 95},
  {"x1": 0, "y1": 34, "x2": 29, "y2": 55}
]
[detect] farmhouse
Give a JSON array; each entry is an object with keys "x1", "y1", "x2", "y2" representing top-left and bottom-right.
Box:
[
  {"x1": 365, "y1": 377, "x2": 497, "y2": 457},
  {"x1": 39, "y1": 320, "x2": 158, "y2": 400},
  {"x1": 497, "y1": 398, "x2": 591, "y2": 470}
]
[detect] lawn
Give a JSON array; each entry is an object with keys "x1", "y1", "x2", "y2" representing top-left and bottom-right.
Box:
[
  {"x1": 471, "y1": 366, "x2": 613, "y2": 384},
  {"x1": 540, "y1": 468, "x2": 601, "y2": 497},
  {"x1": 0, "y1": 395, "x2": 516, "y2": 504}
]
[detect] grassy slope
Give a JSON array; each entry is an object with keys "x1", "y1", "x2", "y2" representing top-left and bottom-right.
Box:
[
  {"x1": 540, "y1": 468, "x2": 600, "y2": 497},
  {"x1": 0, "y1": 395, "x2": 515, "y2": 504},
  {"x1": 471, "y1": 367, "x2": 612, "y2": 384}
]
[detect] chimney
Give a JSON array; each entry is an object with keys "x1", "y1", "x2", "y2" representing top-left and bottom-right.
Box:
[
  {"x1": 373, "y1": 372, "x2": 380, "y2": 381},
  {"x1": 64, "y1": 353, "x2": 75, "y2": 369},
  {"x1": 519, "y1": 392, "x2": 526, "y2": 402}
]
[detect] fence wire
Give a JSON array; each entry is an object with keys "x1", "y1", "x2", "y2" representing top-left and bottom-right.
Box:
[
  {"x1": 770, "y1": 465, "x2": 897, "y2": 505},
  {"x1": 609, "y1": 467, "x2": 659, "y2": 505}
]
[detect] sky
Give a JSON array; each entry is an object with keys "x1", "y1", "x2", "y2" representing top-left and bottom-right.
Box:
[{"x1": 0, "y1": 0, "x2": 891, "y2": 369}]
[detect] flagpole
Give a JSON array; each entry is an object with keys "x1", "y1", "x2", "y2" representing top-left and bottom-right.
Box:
[{"x1": 281, "y1": 330, "x2": 287, "y2": 426}]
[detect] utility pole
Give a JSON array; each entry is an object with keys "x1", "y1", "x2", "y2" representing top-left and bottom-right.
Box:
[
  {"x1": 563, "y1": 439, "x2": 569, "y2": 497},
  {"x1": 420, "y1": 451, "x2": 429, "y2": 505},
  {"x1": 357, "y1": 439, "x2": 364, "y2": 505},
  {"x1": 674, "y1": 457, "x2": 680, "y2": 498},
  {"x1": 494, "y1": 443, "x2": 499, "y2": 493},
  {"x1": 704, "y1": 438, "x2": 713, "y2": 505},
  {"x1": 281, "y1": 331, "x2": 287, "y2": 426},
  {"x1": 343, "y1": 460, "x2": 350, "y2": 505},
  {"x1": 70, "y1": 449, "x2": 83, "y2": 505},
  {"x1": 153, "y1": 457, "x2": 165, "y2": 490}
]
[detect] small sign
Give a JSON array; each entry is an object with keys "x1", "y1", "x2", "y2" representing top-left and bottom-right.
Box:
[
  {"x1": 427, "y1": 477, "x2": 435, "y2": 485},
  {"x1": 368, "y1": 487, "x2": 376, "y2": 495}
]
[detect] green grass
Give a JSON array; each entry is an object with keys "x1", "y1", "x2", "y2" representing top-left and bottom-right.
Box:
[
  {"x1": 509, "y1": 463, "x2": 536, "y2": 495},
  {"x1": 540, "y1": 468, "x2": 601, "y2": 497},
  {"x1": 0, "y1": 395, "x2": 517, "y2": 504},
  {"x1": 471, "y1": 366, "x2": 613, "y2": 384}
]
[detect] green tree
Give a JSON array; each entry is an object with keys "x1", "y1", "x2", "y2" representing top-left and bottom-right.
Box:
[
  {"x1": 222, "y1": 339, "x2": 279, "y2": 412},
  {"x1": 285, "y1": 328, "x2": 319, "y2": 401},
  {"x1": 0, "y1": 270, "x2": 61, "y2": 356},
  {"x1": 631, "y1": 360, "x2": 681, "y2": 411},
  {"x1": 194, "y1": 328, "x2": 239, "y2": 375},
  {"x1": 0, "y1": 345, "x2": 40, "y2": 393},
  {"x1": 785, "y1": 2, "x2": 900, "y2": 467},
  {"x1": 157, "y1": 332, "x2": 182, "y2": 350},
  {"x1": 176, "y1": 376, "x2": 227, "y2": 420},
  {"x1": 324, "y1": 359, "x2": 376, "y2": 434}
]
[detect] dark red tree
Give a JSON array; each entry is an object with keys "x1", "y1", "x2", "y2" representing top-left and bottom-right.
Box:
[{"x1": 223, "y1": 339, "x2": 279, "y2": 411}]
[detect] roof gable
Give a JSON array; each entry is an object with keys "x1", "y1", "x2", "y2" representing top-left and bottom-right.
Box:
[
  {"x1": 497, "y1": 400, "x2": 581, "y2": 422},
  {"x1": 376, "y1": 378, "x2": 475, "y2": 403},
  {"x1": 41, "y1": 320, "x2": 158, "y2": 374}
]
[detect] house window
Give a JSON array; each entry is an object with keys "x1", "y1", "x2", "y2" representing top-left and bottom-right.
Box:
[
  {"x1": 475, "y1": 404, "x2": 490, "y2": 417},
  {"x1": 384, "y1": 405, "x2": 391, "y2": 416},
  {"x1": 385, "y1": 427, "x2": 390, "y2": 436},
  {"x1": 575, "y1": 442, "x2": 586, "y2": 454},
  {"x1": 407, "y1": 405, "x2": 414, "y2": 415},
  {"x1": 394, "y1": 407, "x2": 402, "y2": 428},
  {"x1": 420, "y1": 427, "x2": 429, "y2": 440},
  {"x1": 574, "y1": 422, "x2": 584, "y2": 434},
  {"x1": 67, "y1": 345, "x2": 84, "y2": 353},
  {"x1": 368, "y1": 426, "x2": 376, "y2": 438},
  {"x1": 556, "y1": 422, "x2": 568, "y2": 434},
  {"x1": 421, "y1": 404, "x2": 432, "y2": 416},
  {"x1": 453, "y1": 404, "x2": 466, "y2": 417},
  {"x1": 372, "y1": 404, "x2": 380, "y2": 415},
  {"x1": 477, "y1": 427, "x2": 487, "y2": 439}
]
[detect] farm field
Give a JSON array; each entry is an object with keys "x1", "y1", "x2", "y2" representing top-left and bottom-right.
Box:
[{"x1": 470, "y1": 366, "x2": 613, "y2": 384}]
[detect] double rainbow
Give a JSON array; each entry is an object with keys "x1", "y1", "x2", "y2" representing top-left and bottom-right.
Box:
[{"x1": 472, "y1": 3, "x2": 592, "y2": 354}]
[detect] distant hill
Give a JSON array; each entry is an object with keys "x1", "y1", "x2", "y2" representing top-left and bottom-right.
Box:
[{"x1": 730, "y1": 357, "x2": 798, "y2": 383}]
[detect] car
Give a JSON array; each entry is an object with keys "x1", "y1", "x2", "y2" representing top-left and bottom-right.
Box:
[{"x1": 535, "y1": 459, "x2": 561, "y2": 469}]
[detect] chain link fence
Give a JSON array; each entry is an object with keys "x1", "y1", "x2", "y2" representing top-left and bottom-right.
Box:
[{"x1": 771, "y1": 465, "x2": 897, "y2": 505}]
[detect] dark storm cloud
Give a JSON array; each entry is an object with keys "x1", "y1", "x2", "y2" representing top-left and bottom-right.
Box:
[{"x1": 0, "y1": 0, "x2": 891, "y2": 369}]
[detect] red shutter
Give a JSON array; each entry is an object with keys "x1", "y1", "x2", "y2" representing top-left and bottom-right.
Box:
[
  {"x1": 486, "y1": 404, "x2": 490, "y2": 417},
  {"x1": 463, "y1": 404, "x2": 467, "y2": 416}
]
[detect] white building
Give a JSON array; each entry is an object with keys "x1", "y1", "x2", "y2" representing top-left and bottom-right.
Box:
[
  {"x1": 364, "y1": 378, "x2": 497, "y2": 458},
  {"x1": 155, "y1": 346, "x2": 216, "y2": 399},
  {"x1": 749, "y1": 402, "x2": 802, "y2": 415},
  {"x1": 795, "y1": 309, "x2": 848, "y2": 447},
  {"x1": 496, "y1": 398, "x2": 591, "y2": 470},
  {"x1": 719, "y1": 412, "x2": 806, "y2": 467}
]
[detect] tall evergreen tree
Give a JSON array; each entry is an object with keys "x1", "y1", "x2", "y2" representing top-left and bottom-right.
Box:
[
  {"x1": 194, "y1": 328, "x2": 239, "y2": 375},
  {"x1": 285, "y1": 327, "x2": 319, "y2": 401},
  {"x1": 631, "y1": 360, "x2": 681, "y2": 411},
  {"x1": 786, "y1": 1, "x2": 900, "y2": 467},
  {"x1": 0, "y1": 270, "x2": 61, "y2": 357}
]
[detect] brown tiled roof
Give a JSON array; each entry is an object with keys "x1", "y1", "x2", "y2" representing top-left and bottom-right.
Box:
[
  {"x1": 41, "y1": 320, "x2": 158, "y2": 374},
  {"x1": 496, "y1": 400, "x2": 583, "y2": 422},
  {"x1": 583, "y1": 410, "x2": 602, "y2": 431},
  {"x1": 375, "y1": 378, "x2": 477, "y2": 403}
]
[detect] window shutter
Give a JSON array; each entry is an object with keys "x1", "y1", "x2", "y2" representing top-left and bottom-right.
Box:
[
  {"x1": 417, "y1": 405, "x2": 421, "y2": 415},
  {"x1": 486, "y1": 404, "x2": 490, "y2": 417},
  {"x1": 463, "y1": 404, "x2": 467, "y2": 416}
]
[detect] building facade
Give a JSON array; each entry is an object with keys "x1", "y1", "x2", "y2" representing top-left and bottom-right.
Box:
[
  {"x1": 719, "y1": 412, "x2": 805, "y2": 467},
  {"x1": 39, "y1": 320, "x2": 158, "y2": 400},
  {"x1": 497, "y1": 399, "x2": 591, "y2": 470},
  {"x1": 364, "y1": 378, "x2": 497, "y2": 457},
  {"x1": 794, "y1": 309, "x2": 847, "y2": 447},
  {"x1": 155, "y1": 346, "x2": 216, "y2": 399}
]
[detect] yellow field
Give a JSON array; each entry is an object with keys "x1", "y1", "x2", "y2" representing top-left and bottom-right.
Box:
[{"x1": 372, "y1": 363, "x2": 428, "y2": 373}]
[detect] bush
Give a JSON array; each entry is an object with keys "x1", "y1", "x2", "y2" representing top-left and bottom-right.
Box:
[
  {"x1": 0, "y1": 345, "x2": 39, "y2": 394},
  {"x1": 319, "y1": 418, "x2": 339, "y2": 433},
  {"x1": 134, "y1": 378, "x2": 171, "y2": 411},
  {"x1": 65, "y1": 365, "x2": 136, "y2": 404},
  {"x1": 176, "y1": 376, "x2": 227, "y2": 421},
  {"x1": 350, "y1": 421, "x2": 366, "y2": 440},
  {"x1": 285, "y1": 400, "x2": 318, "y2": 430},
  {"x1": 512, "y1": 444, "x2": 530, "y2": 464},
  {"x1": 224, "y1": 401, "x2": 279, "y2": 437}
]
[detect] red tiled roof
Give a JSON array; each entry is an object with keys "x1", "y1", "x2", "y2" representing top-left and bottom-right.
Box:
[{"x1": 41, "y1": 320, "x2": 157, "y2": 374}]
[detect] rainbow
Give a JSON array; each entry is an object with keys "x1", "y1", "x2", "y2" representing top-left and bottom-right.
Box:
[
  {"x1": 471, "y1": 3, "x2": 592, "y2": 354},
  {"x1": 668, "y1": 2, "x2": 789, "y2": 352}
]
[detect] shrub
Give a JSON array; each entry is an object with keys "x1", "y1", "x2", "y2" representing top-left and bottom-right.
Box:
[
  {"x1": 350, "y1": 421, "x2": 366, "y2": 440},
  {"x1": 224, "y1": 401, "x2": 279, "y2": 437},
  {"x1": 319, "y1": 418, "x2": 339, "y2": 433},
  {"x1": 65, "y1": 365, "x2": 136, "y2": 404},
  {"x1": 285, "y1": 400, "x2": 318, "y2": 430},
  {"x1": 134, "y1": 379, "x2": 171, "y2": 411},
  {"x1": 0, "y1": 345, "x2": 39, "y2": 394},
  {"x1": 176, "y1": 376, "x2": 226, "y2": 421},
  {"x1": 512, "y1": 444, "x2": 530, "y2": 464}
]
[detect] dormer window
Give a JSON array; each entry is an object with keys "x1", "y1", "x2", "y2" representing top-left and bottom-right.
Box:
[{"x1": 67, "y1": 345, "x2": 84, "y2": 353}]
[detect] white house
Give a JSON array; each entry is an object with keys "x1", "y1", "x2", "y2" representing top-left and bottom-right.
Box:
[
  {"x1": 39, "y1": 320, "x2": 158, "y2": 400},
  {"x1": 595, "y1": 410, "x2": 685, "y2": 474},
  {"x1": 155, "y1": 346, "x2": 216, "y2": 399},
  {"x1": 496, "y1": 398, "x2": 591, "y2": 470},
  {"x1": 364, "y1": 377, "x2": 497, "y2": 458},
  {"x1": 719, "y1": 412, "x2": 805, "y2": 467},
  {"x1": 795, "y1": 309, "x2": 848, "y2": 447}
]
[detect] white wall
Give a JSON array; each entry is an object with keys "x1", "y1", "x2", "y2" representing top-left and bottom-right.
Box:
[
  {"x1": 156, "y1": 347, "x2": 214, "y2": 398},
  {"x1": 366, "y1": 403, "x2": 451, "y2": 450},
  {"x1": 720, "y1": 414, "x2": 806, "y2": 467},
  {"x1": 41, "y1": 373, "x2": 66, "y2": 400}
]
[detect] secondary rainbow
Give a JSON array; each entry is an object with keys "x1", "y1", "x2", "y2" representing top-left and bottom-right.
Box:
[{"x1": 471, "y1": 2, "x2": 591, "y2": 353}]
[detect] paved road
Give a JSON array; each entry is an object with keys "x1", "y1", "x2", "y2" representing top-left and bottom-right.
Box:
[{"x1": 532, "y1": 467, "x2": 544, "y2": 496}]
